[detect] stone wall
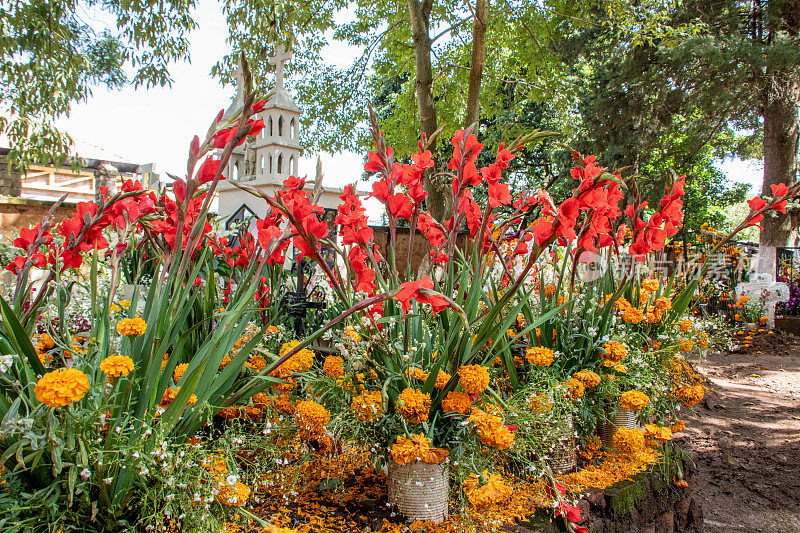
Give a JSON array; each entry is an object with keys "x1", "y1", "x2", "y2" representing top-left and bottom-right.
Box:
[
  {"x1": 371, "y1": 226, "x2": 469, "y2": 277},
  {"x1": 0, "y1": 154, "x2": 22, "y2": 197},
  {"x1": 520, "y1": 446, "x2": 703, "y2": 533},
  {"x1": 0, "y1": 197, "x2": 75, "y2": 240}
]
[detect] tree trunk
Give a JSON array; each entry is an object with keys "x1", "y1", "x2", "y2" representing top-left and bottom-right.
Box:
[
  {"x1": 757, "y1": 89, "x2": 799, "y2": 275},
  {"x1": 464, "y1": 0, "x2": 488, "y2": 129},
  {"x1": 407, "y1": 0, "x2": 447, "y2": 221}
]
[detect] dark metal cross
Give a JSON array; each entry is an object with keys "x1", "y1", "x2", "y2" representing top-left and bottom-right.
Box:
[{"x1": 278, "y1": 258, "x2": 327, "y2": 337}]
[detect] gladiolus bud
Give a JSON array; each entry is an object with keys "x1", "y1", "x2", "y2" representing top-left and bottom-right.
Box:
[{"x1": 190, "y1": 135, "x2": 200, "y2": 157}]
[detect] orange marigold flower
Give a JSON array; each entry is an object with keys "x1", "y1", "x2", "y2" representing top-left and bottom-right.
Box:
[
  {"x1": 622, "y1": 307, "x2": 644, "y2": 324},
  {"x1": 573, "y1": 369, "x2": 601, "y2": 388},
  {"x1": 528, "y1": 393, "x2": 553, "y2": 413},
  {"x1": 441, "y1": 391, "x2": 472, "y2": 415},
  {"x1": 467, "y1": 408, "x2": 515, "y2": 450},
  {"x1": 654, "y1": 297, "x2": 672, "y2": 311},
  {"x1": 613, "y1": 427, "x2": 645, "y2": 455},
  {"x1": 463, "y1": 471, "x2": 513, "y2": 509},
  {"x1": 390, "y1": 433, "x2": 430, "y2": 465},
  {"x1": 675, "y1": 384, "x2": 704, "y2": 407},
  {"x1": 565, "y1": 378, "x2": 585, "y2": 400},
  {"x1": 432, "y1": 370, "x2": 452, "y2": 389},
  {"x1": 34, "y1": 368, "x2": 90, "y2": 407},
  {"x1": 396, "y1": 387, "x2": 431, "y2": 424},
  {"x1": 458, "y1": 364, "x2": 490, "y2": 395},
  {"x1": 601, "y1": 341, "x2": 627, "y2": 363},
  {"x1": 215, "y1": 481, "x2": 251, "y2": 506},
  {"x1": 644, "y1": 423, "x2": 673, "y2": 442},
  {"x1": 323, "y1": 355, "x2": 344, "y2": 378},
  {"x1": 619, "y1": 390, "x2": 649, "y2": 412},
  {"x1": 173, "y1": 363, "x2": 189, "y2": 383},
  {"x1": 271, "y1": 340, "x2": 315, "y2": 378},
  {"x1": 641, "y1": 278, "x2": 659, "y2": 292},
  {"x1": 679, "y1": 319, "x2": 692, "y2": 332},
  {"x1": 344, "y1": 325, "x2": 361, "y2": 343},
  {"x1": 679, "y1": 339, "x2": 695, "y2": 352},
  {"x1": 525, "y1": 346, "x2": 554, "y2": 366},
  {"x1": 116, "y1": 317, "x2": 147, "y2": 337},
  {"x1": 669, "y1": 420, "x2": 686, "y2": 433},
  {"x1": 244, "y1": 355, "x2": 267, "y2": 371},
  {"x1": 294, "y1": 400, "x2": 330, "y2": 441},
  {"x1": 351, "y1": 390, "x2": 383, "y2": 422},
  {"x1": 406, "y1": 366, "x2": 425, "y2": 380},
  {"x1": 99, "y1": 355, "x2": 134, "y2": 378}
]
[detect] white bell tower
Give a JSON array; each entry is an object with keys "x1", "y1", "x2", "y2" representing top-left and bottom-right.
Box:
[{"x1": 217, "y1": 46, "x2": 303, "y2": 228}]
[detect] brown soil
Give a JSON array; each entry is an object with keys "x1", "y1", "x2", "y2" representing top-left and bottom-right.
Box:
[{"x1": 679, "y1": 330, "x2": 800, "y2": 532}]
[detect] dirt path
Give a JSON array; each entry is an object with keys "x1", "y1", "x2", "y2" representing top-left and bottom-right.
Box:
[{"x1": 679, "y1": 331, "x2": 800, "y2": 532}]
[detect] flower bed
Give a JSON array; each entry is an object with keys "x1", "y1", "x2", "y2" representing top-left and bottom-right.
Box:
[{"x1": 1, "y1": 63, "x2": 797, "y2": 531}]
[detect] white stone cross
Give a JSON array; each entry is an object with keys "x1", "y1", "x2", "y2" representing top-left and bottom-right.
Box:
[
  {"x1": 735, "y1": 273, "x2": 789, "y2": 328},
  {"x1": 268, "y1": 44, "x2": 293, "y2": 90}
]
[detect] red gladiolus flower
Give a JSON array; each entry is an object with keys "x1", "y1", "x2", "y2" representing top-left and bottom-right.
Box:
[
  {"x1": 196, "y1": 157, "x2": 223, "y2": 184},
  {"x1": 252, "y1": 99, "x2": 266, "y2": 112},
  {"x1": 364, "y1": 151, "x2": 386, "y2": 173},
  {"x1": 247, "y1": 118, "x2": 266, "y2": 137},
  {"x1": 387, "y1": 193, "x2": 413, "y2": 220}
]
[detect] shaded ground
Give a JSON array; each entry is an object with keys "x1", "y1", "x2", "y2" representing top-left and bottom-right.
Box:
[{"x1": 680, "y1": 330, "x2": 800, "y2": 532}]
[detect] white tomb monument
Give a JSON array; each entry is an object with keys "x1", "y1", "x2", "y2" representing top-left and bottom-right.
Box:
[
  {"x1": 215, "y1": 45, "x2": 345, "y2": 233},
  {"x1": 735, "y1": 273, "x2": 789, "y2": 329}
]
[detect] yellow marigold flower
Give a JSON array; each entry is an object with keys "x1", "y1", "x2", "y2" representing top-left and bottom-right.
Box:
[
  {"x1": 619, "y1": 390, "x2": 649, "y2": 412},
  {"x1": 390, "y1": 433, "x2": 430, "y2": 465},
  {"x1": 679, "y1": 319, "x2": 692, "y2": 332},
  {"x1": 323, "y1": 355, "x2": 344, "y2": 378},
  {"x1": 294, "y1": 400, "x2": 330, "y2": 441},
  {"x1": 644, "y1": 423, "x2": 673, "y2": 442},
  {"x1": 675, "y1": 384, "x2": 704, "y2": 407},
  {"x1": 467, "y1": 408, "x2": 515, "y2": 450},
  {"x1": 679, "y1": 339, "x2": 695, "y2": 352},
  {"x1": 573, "y1": 369, "x2": 601, "y2": 388},
  {"x1": 344, "y1": 325, "x2": 361, "y2": 343},
  {"x1": 352, "y1": 390, "x2": 383, "y2": 422},
  {"x1": 525, "y1": 346, "x2": 555, "y2": 366},
  {"x1": 734, "y1": 313, "x2": 743, "y2": 322},
  {"x1": 463, "y1": 471, "x2": 513, "y2": 509},
  {"x1": 516, "y1": 313, "x2": 526, "y2": 327},
  {"x1": 737, "y1": 295, "x2": 749, "y2": 306},
  {"x1": 34, "y1": 368, "x2": 90, "y2": 408},
  {"x1": 116, "y1": 317, "x2": 147, "y2": 337},
  {"x1": 173, "y1": 363, "x2": 188, "y2": 383},
  {"x1": 215, "y1": 481, "x2": 251, "y2": 506},
  {"x1": 458, "y1": 364, "x2": 490, "y2": 395},
  {"x1": 641, "y1": 278, "x2": 659, "y2": 292},
  {"x1": 565, "y1": 378, "x2": 585, "y2": 400},
  {"x1": 119, "y1": 300, "x2": 131, "y2": 309},
  {"x1": 759, "y1": 316, "x2": 768, "y2": 325},
  {"x1": 613, "y1": 427, "x2": 645, "y2": 455},
  {"x1": 602, "y1": 341, "x2": 627, "y2": 363},
  {"x1": 396, "y1": 387, "x2": 431, "y2": 424},
  {"x1": 99, "y1": 355, "x2": 134, "y2": 378},
  {"x1": 442, "y1": 391, "x2": 472, "y2": 415}
]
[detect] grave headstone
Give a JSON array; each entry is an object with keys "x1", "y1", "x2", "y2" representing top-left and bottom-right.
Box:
[{"x1": 735, "y1": 273, "x2": 789, "y2": 329}]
